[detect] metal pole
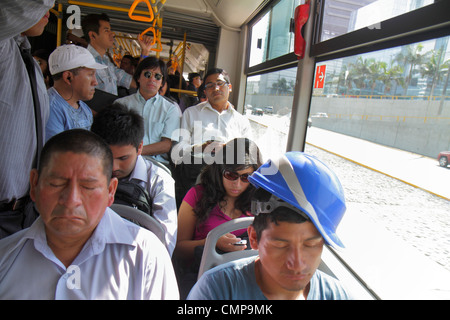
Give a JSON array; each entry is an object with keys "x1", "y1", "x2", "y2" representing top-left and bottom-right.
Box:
[
  {"x1": 56, "y1": 3, "x2": 63, "y2": 47},
  {"x1": 286, "y1": 0, "x2": 316, "y2": 152}
]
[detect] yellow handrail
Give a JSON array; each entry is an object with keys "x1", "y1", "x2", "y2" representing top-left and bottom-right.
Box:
[
  {"x1": 67, "y1": 0, "x2": 166, "y2": 55},
  {"x1": 67, "y1": 0, "x2": 149, "y2": 16}
]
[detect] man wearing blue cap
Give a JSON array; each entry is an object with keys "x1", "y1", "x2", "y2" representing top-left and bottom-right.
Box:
[{"x1": 187, "y1": 152, "x2": 351, "y2": 300}]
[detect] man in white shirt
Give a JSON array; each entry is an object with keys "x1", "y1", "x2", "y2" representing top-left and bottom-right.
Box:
[
  {"x1": 171, "y1": 68, "x2": 252, "y2": 206},
  {"x1": 0, "y1": 129, "x2": 179, "y2": 299},
  {"x1": 91, "y1": 105, "x2": 177, "y2": 256}
]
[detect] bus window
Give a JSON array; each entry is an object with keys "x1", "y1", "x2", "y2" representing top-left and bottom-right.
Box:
[
  {"x1": 245, "y1": 0, "x2": 449, "y2": 298},
  {"x1": 320, "y1": 0, "x2": 435, "y2": 42},
  {"x1": 306, "y1": 35, "x2": 450, "y2": 298},
  {"x1": 248, "y1": 0, "x2": 301, "y2": 67},
  {"x1": 244, "y1": 67, "x2": 297, "y2": 160}
]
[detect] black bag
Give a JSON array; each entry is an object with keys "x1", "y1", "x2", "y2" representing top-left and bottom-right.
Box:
[{"x1": 113, "y1": 180, "x2": 152, "y2": 216}]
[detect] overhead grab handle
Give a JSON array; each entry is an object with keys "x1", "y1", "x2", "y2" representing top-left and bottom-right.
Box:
[{"x1": 128, "y1": 0, "x2": 154, "y2": 22}]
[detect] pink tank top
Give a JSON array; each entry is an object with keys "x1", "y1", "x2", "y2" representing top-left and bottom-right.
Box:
[{"x1": 183, "y1": 185, "x2": 250, "y2": 240}]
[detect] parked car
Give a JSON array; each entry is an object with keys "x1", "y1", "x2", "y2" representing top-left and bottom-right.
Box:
[
  {"x1": 438, "y1": 151, "x2": 450, "y2": 167},
  {"x1": 264, "y1": 106, "x2": 274, "y2": 114},
  {"x1": 252, "y1": 108, "x2": 264, "y2": 116},
  {"x1": 310, "y1": 112, "x2": 328, "y2": 118}
]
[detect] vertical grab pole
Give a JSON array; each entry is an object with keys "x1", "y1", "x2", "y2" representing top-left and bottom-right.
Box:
[
  {"x1": 286, "y1": 0, "x2": 316, "y2": 152},
  {"x1": 56, "y1": 2, "x2": 63, "y2": 47},
  {"x1": 178, "y1": 31, "x2": 187, "y2": 98}
]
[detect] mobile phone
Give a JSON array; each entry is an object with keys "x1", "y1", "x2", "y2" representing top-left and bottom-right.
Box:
[{"x1": 234, "y1": 240, "x2": 247, "y2": 246}]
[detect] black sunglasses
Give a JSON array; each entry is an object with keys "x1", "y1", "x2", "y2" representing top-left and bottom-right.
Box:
[
  {"x1": 143, "y1": 71, "x2": 163, "y2": 81},
  {"x1": 223, "y1": 170, "x2": 250, "y2": 183}
]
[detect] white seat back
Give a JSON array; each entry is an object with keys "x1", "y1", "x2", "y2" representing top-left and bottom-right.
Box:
[
  {"x1": 197, "y1": 217, "x2": 258, "y2": 279},
  {"x1": 110, "y1": 204, "x2": 166, "y2": 247}
]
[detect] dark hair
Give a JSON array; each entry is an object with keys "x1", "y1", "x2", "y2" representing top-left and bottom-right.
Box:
[
  {"x1": 203, "y1": 67, "x2": 230, "y2": 84},
  {"x1": 38, "y1": 129, "x2": 113, "y2": 182},
  {"x1": 194, "y1": 138, "x2": 263, "y2": 224},
  {"x1": 133, "y1": 57, "x2": 167, "y2": 88},
  {"x1": 122, "y1": 54, "x2": 137, "y2": 65},
  {"x1": 188, "y1": 72, "x2": 201, "y2": 82},
  {"x1": 251, "y1": 189, "x2": 309, "y2": 242},
  {"x1": 91, "y1": 104, "x2": 144, "y2": 150},
  {"x1": 197, "y1": 82, "x2": 206, "y2": 100},
  {"x1": 81, "y1": 13, "x2": 110, "y2": 43}
]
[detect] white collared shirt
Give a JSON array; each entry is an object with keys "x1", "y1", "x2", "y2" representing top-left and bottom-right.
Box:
[
  {"x1": 0, "y1": 208, "x2": 179, "y2": 300},
  {"x1": 173, "y1": 101, "x2": 252, "y2": 163},
  {"x1": 124, "y1": 155, "x2": 177, "y2": 256}
]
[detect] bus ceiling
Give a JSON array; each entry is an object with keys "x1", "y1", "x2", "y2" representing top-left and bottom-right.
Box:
[{"x1": 54, "y1": 0, "x2": 268, "y2": 73}]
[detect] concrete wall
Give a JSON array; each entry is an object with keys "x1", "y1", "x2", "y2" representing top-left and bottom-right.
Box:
[
  {"x1": 245, "y1": 94, "x2": 450, "y2": 158},
  {"x1": 309, "y1": 97, "x2": 450, "y2": 158}
]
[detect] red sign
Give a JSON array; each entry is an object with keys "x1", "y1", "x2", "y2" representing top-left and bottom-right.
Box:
[{"x1": 314, "y1": 65, "x2": 326, "y2": 88}]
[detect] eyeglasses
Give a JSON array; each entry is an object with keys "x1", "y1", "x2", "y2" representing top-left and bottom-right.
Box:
[
  {"x1": 223, "y1": 170, "x2": 251, "y2": 183},
  {"x1": 143, "y1": 71, "x2": 163, "y2": 81},
  {"x1": 204, "y1": 80, "x2": 228, "y2": 90}
]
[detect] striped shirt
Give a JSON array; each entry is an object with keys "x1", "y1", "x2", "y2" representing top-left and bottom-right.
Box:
[{"x1": 0, "y1": 0, "x2": 53, "y2": 202}]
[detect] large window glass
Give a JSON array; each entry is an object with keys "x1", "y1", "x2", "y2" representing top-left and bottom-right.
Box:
[
  {"x1": 307, "y1": 35, "x2": 450, "y2": 298},
  {"x1": 321, "y1": 0, "x2": 435, "y2": 42},
  {"x1": 244, "y1": 67, "x2": 297, "y2": 159},
  {"x1": 248, "y1": 0, "x2": 301, "y2": 67},
  {"x1": 244, "y1": 0, "x2": 449, "y2": 299}
]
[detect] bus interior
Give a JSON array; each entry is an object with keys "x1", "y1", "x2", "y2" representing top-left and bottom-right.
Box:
[{"x1": 30, "y1": 0, "x2": 450, "y2": 300}]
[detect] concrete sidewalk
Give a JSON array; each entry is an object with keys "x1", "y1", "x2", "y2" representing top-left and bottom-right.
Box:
[{"x1": 305, "y1": 127, "x2": 450, "y2": 201}]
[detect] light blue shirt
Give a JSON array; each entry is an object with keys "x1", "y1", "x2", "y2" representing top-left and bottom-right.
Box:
[
  {"x1": 0, "y1": 208, "x2": 179, "y2": 300},
  {"x1": 187, "y1": 256, "x2": 352, "y2": 300},
  {"x1": 87, "y1": 45, "x2": 132, "y2": 95},
  {"x1": 45, "y1": 87, "x2": 93, "y2": 141},
  {"x1": 115, "y1": 91, "x2": 181, "y2": 164},
  {"x1": 125, "y1": 155, "x2": 177, "y2": 256}
]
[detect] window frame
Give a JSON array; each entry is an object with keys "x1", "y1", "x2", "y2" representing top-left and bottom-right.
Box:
[{"x1": 311, "y1": 0, "x2": 450, "y2": 63}]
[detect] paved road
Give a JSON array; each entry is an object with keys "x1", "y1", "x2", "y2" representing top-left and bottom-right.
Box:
[
  {"x1": 305, "y1": 127, "x2": 450, "y2": 201},
  {"x1": 248, "y1": 113, "x2": 450, "y2": 200}
]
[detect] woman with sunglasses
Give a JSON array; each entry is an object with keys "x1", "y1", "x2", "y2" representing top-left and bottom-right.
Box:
[{"x1": 174, "y1": 138, "x2": 263, "y2": 297}]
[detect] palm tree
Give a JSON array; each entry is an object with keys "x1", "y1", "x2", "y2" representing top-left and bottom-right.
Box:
[
  {"x1": 420, "y1": 48, "x2": 447, "y2": 98},
  {"x1": 367, "y1": 60, "x2": 386, "y2": 95},
  {"x1": 348, "y1": 57, "x2": 373, "y2": 93},
  {"x1": 438, "y1": 58, "x2": 450, "y2": 115},
  {"x1": 394, "y1": 43, "x2": 427, "y2": 96},
  {"x1": 379, "y1": 64, "x2": 405, "y2": 95}
]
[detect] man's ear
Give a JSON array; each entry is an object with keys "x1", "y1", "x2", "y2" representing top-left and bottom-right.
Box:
[
  {"x1": 88, "y1": 31, "x2": 97, "y2": 42},
  {"x1": 137, "y1": 141, "x2": 144, "y2": 156},
  {"x1": 29, "y1": 169, "x2": 39, "y2": 202},
  {"x1": 107, "y1": 177, "x2": 118, "y2": 207},
  {"x1": 63, "y1": 71, "x2": 72, "y2": 85},
  {"x1": 248, "y1": 225, "x2": 259, "y2": 250}
]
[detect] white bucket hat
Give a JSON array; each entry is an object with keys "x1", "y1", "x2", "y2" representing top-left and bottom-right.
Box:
[{"x1": 49, "y1": 44, "x2": 107, "y2": 75}]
